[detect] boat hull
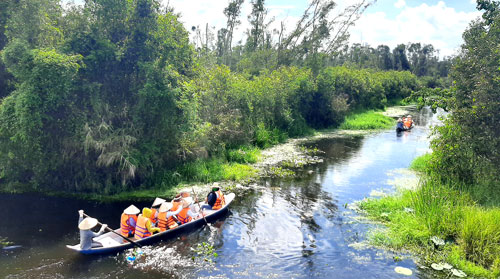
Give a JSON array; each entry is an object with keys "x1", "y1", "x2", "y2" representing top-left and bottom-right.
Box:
[{"x1": 67, "y1": 193, "x2": 235, "y2": 255}]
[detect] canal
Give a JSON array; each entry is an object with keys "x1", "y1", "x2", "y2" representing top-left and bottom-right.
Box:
[{"x1": 0, "y1": 108, "x2": 443, "y2": 278}]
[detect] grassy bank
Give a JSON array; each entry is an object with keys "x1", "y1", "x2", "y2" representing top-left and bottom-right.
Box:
[
  {"x1": 0, "y1": 108, "x2": 402, "y2": 202},
  {"x1": 340, "y1": 111, "x2": 395, "y2": 130},
  {"x1": 360, "y1": 155, "x2": 500, "y2": 278}
]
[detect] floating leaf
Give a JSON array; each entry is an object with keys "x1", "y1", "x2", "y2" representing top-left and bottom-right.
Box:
[
  {"x1": 394, "y1": 266, "x2": 413, "y2": 276},
  {"x1": 451, "y1": 269, "x2": 467, "y2": 277},
  {"x1": 430, "y1": 236, "x2": 445, "y2": 246},
  {"x1": 431, "y1": 263, "x2": 444, "y2": 271},
  {"x1": 442, "y1": 263, "x2": 452, "y2": 270},
  {"x1": 404, "y1": 207, "x2": 414, "y2": 213}
]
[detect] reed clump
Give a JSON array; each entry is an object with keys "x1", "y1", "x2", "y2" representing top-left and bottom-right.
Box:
[
  {"x1": 340, "y1": 111, "x2": 394, "y2": 130},
  {"x1": 361, "y1": 174, "x2": 500, "y2": 278}
]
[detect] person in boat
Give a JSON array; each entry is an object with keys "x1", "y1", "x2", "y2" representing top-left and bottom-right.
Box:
[
  {"x1": 78, "y1": 210, "x2": 107, "y2": 250},
  {"x1": 404, "y1": 115, "x2": 414, "y2": 129},
  {"x1": 202, "y1": 185, "x2": 226, "y2": 210},
  {"x1": 157, "y1": 202, "x2": 183, "y2": 231},
  {"x1": 134, "y1": 207, "x2": 161, "y2": 240},
  {"x1": 120, "y1": 205, "x2": 140, "y2": 240},
  {"x1": 149, "y1": 197, "x2": 166, "y2": 226},
  {"x1": 177, "y1": 197, "x2": 203, "y2": 225},
  {"x1": 396, "y1": 118, "x2": 405, "y2": 132}
]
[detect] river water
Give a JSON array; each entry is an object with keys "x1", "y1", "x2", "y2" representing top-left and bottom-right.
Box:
[{"x1": 0, "y1": 108, "x2": 444, "y2": 278}]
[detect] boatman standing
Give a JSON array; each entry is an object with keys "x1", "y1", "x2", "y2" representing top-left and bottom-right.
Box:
[{"x1": 78, "y1": 210, "x2": 107, "y2": 250}]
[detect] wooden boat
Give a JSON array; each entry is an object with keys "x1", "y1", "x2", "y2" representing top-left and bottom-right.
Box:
[
  {"x1": 396, "y1": 124, "x2": 415, "y2": 132},
  {"x1": 66, "y1": 193, "x2": 235, "y2": 255}
]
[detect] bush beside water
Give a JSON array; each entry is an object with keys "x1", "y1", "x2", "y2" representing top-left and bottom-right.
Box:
[
  {"x1": 360, "y1": 155, "x2": 500, "y2": 278},
  {"x1": 339, "y1": 111, "x2": 394, "y2": 130}
]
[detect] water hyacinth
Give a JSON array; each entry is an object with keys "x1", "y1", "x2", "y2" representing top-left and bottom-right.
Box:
[
  {"x1": 430, "y1": 236, "x2": 445, "y2": 247},
  {"x1": 451, "y1": 269, "x2": 467, "y2": 278},
  {"x1": 394, "y1": 266, "x2": 413, "y2": 276}
]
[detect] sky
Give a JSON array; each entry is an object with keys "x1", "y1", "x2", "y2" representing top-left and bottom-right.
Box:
[{"x1": 69, "y1": 0, "x2": 483, "y2": 57}]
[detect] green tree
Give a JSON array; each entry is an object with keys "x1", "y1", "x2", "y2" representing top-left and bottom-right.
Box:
[
  {"x1": 0, "y1": 41, "x2": 82, "y2": 190},
  {"x1": 430, "y1": 8, "x2": 500, "y2": 203}
]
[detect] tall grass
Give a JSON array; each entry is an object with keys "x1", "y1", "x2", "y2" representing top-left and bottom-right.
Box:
[
  {"x1": 340, "y1": 111, "x2": 394, "y2": 130},
  {"x1": 361, "y1": 178, "x2": 500, "y2": 278},
  {"x1": 178, "y1": 157, "x2": 258, "y2": 183},
  {"x1": 409, "y1": 153, "x2": 432, "y2": 172},
  {"x1": 226, "y1": 146, "x2": 261, "y2": 164}
]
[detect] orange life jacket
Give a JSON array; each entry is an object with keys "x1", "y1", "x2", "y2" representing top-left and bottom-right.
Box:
[
  {"x1": 171, "y1": 201, "x2": 181, "y2": 211},
  {"x1": 157, "y1": 212, "x2": 179, "y2": 231},
  {"x1": 120, "y1": 213, "x2": 137, "y2": 237},
  {"x1": 404, "y1": 120, "x2": 413, "y2": 128},
  {"x1": 149, "y1": 208, "x2": 158, "y2": 224},
  {"x1": 212, "y1": 190, "x2": 226, "y2": 210},
  {"x1": 134, "y1": 215, "x2": 151, "y2": 239},
  {"x1": 177, "y1": 207, "x2": 192, "y2": 224}
]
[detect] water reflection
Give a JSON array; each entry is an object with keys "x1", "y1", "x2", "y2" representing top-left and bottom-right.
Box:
[{"x1": 0, "y1": 107, "x2": 445, "y2": 278}]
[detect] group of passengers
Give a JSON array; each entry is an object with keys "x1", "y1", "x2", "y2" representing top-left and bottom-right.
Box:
[
  {"x1": 396, "y1": 115, "x2": 414, "y2": 132},
  {"x1": 78, "y1": 185, "x2": 225, "y2": 249}
]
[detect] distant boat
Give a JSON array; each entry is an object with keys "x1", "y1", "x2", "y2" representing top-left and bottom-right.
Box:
[
  {"x1": 396, "y1": 124, "x2": 414, "y2": 133},
  {"x1": 66, "y1": 193, "x2": 235, "y2": 255}
]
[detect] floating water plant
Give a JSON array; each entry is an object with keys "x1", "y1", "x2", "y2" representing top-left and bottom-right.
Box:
[
  {"x1": 193, "y1": 242, "x2": 218, "y2": 263},
  {"x1": 394, "y1": 266, "x2": 412, "y2": 276},
  {"x1": 430, "y1": 236, "x2": 445, "y2": 247},
  {"x1": 431, "y1": 263, "x2": 444, "y2": 271},
  {"x1": 451, "y1": 268, "x2": 467, "y2": 278}
]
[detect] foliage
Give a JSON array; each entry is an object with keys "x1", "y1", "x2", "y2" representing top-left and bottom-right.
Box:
[
  {"x1": 226, "y1": 146, "x2": 260, "y2": 164},
  {"x1": 0, "y1": 237, "x2": 12, "y2": 248},
  {"x1": 426, "y1": 10, "x2": 500, "y2": 206},
  {"x1": 222, "y1": 163, "x2": 258, "y2": 181},
  {"x1": 409, "y1": 153, "x2": 432, "y2": 173},
  {"x1": 193, "y1": 242, "x2": 218, "y2": 262},
  {"x1": 339, "y1": 111, "x2": 394, "y2": 130},
  {"x1": 360, "y1": 179, "x2": 500, "y2": 278},
  {"x1": 0, "y1": 0, "x2": 428, "y2": 194}
]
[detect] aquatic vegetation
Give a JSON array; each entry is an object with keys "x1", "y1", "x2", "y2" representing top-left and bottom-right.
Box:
[
  {"x1": 267, "y1": 166, "x2": 295, "y2": 178},
  {"x1": 360, "y1": 180, "x2": 500, "y2": 278},
  {"x1": 299, "y1": 145, "x2": 323, "y2": 156},
  {"x1": 222, "y1": 164, "x2": 258, "y2": 181},
  {"x1": 340, "y1": 111, "x2": 394, "y2": 130},
  {"x1": 192, "y1": 242, "x2": 218, "y2": 263},
  {"x1": 394, "y1": 266, "x2": 412, "y2": 276},
  {"x1": 0, "y1": 237, "x2": 12, "y2": 248},
  {"x1": 409, "y1": 153, "x2": 432, "y2": 173},
  {"x1": 226, "y1": 146, "x2": 261, "y2": 164}
]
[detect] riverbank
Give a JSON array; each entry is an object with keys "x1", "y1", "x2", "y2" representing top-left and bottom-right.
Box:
[
  {"x1": 115, "y1": 108, "x2": 403, "y2": 201},
  {"x1": 358, "y1": 154, "x2": 500, "y2": 278},
  {"x1": 0, "y1": 107, "x2": 409, "y2": 202}
]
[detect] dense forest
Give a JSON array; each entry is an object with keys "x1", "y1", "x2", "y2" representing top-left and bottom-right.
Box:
[{"x1": 0, "y1": 0, "x2": 472, "y2": 195}]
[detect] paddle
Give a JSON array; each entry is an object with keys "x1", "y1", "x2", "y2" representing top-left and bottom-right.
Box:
[
  {"x1": 191, "y1": 187, "x2": 210, "y2": 225},
  {"x1": 82, "y1": 212, "x2": 143, "y2": 248}
]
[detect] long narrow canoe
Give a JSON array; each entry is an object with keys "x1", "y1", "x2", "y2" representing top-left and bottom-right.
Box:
[{"x1": 66, "y1": 193, "x2": 235, "y2": 255}]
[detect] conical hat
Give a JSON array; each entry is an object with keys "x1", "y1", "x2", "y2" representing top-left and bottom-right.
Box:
[
  {"x1": 124, "y1": 205, "x2": 140, "y2": 215},
  {"x1": 159, "y1": 202, "x2": 173, "y2": 213},
  {"x1": 78, "y1": 217, "x2": 98, "y2": 230},
  {"x1": 152, "y1": 197, "x2": 166, "y2": 207},
  {"x1": 182, "y1": 197, "x2": 194, "y2": 208}
]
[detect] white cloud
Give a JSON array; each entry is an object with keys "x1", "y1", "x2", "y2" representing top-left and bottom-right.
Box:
[
  {"x1": 350, "y1": 1, "x2": 482, "y2": 57},
  {"x1": 394, "y1": 0, "x2": 406, "y2": 9}
]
